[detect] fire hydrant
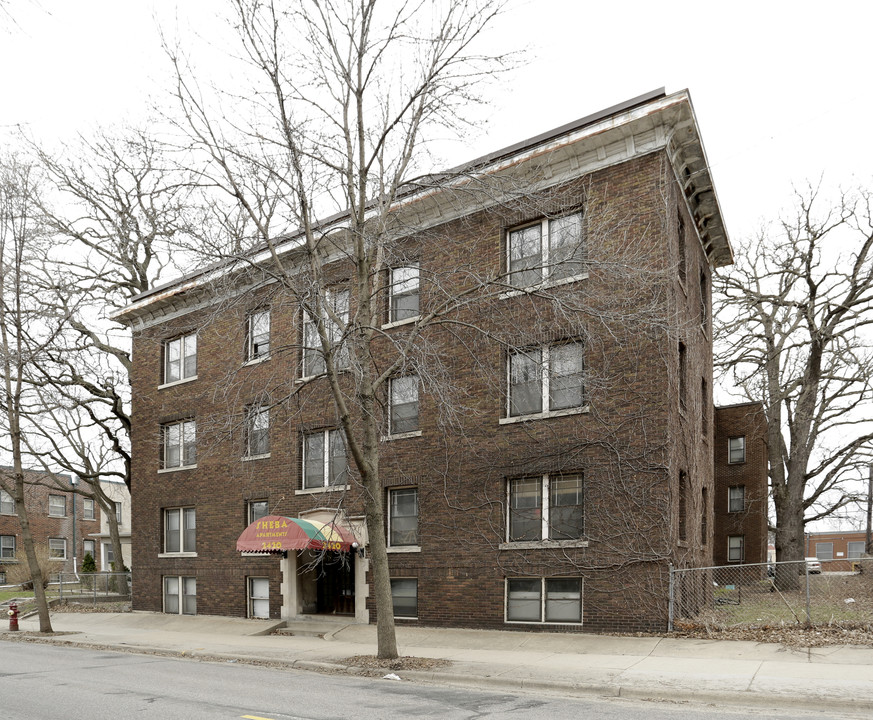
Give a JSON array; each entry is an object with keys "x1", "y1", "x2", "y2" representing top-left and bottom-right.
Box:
[{"x1": 7, "y1": 602, "x2": 19, "y2": 631}]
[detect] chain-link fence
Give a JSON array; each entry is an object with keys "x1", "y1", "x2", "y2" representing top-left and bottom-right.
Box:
[
  {"x1": 669, "y1": 558, "x2": 873, "y2": 631},
  {"x1": 54, "y1": 572, "x2": 132, "y2": 606}
]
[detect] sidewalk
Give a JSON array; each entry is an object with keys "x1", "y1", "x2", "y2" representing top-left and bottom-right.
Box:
[{"x1": 5, "y1": 612, "x2": 873, "y2": 716}]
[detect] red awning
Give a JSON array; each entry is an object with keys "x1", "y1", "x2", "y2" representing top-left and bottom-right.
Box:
[{"x1": 236, "y1": 515, "x2": 357, "y2": 554}]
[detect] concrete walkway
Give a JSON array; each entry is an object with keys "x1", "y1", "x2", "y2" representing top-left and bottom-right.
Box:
[{"x1": 6, "y1": 612, "x2": 873, "y2": 716}]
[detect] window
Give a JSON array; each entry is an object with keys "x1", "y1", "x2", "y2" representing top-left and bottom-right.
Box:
[
  {"x1": 700, "y1": 487, "x2": 708, "y2": 545},
  {"x1": 48, "y1": 494, "x2": 66, "y2": 517},
  {"x1": 249, "y1": 577, "x2": 270, "y2": 618},
  {"x1": 508, "y1": 342, "x2": 584, "y2": 418},
  {"x1": 678, "y1": 472, "x2": 687, "y2": 542},
  {"x1": 303, "y1": 430, "x2": 348, "y2": 489},
  {"x1": 390, "y1": 578, "x2": 418, "y2": 618},
  {"x1": 114, "y1": 501, "x2": 123, "y2": 526},
  {"x1": 0, "y1": 489, "x2": 13, "y2": 515},
  {"x1": 246, "y1": 309, "x2": 270, "y2": 361},
  {"x1": 815, "y1": 542, "x2": 834, "y2": 561},
  {"x1": 164, "y1": 333, "x2": 197, "y2": 384},
  {"x1": 245, "y1": 406, "x2": 270, "y2": 457},
  {"x1": 728, "y1": 485, "x2": 745, "y2": 513},
  {"x1": 728, "y1": 436, "x2": 746, "y2": 464},
  {"x1": 508, "y1": 474, "x2": 583, "y2": 542},
  {"x1": 303, "y1": 289, "x2": 349, "y2": 377},
  {"x1": 164, "y1": 507, "x2": 196, "y2": 554},
  {"x1": 389, "y1": 376, "x2": 419, "y2": 435},
  {"x1": 248, "y1": 500, "x2": 269, "y2": 525},
  {"x1": 506, "y1": 577, "x2": 582, "y2": 624},
  {"x1": 389, "y1": 264, "x2": 419, "y2": 323},
  {"x1": 83, "y1": 539, "x2": 95, "y2": 558},
  {"x1": 678, "y1": 342, "x2": 687, "y2": 410},
  {"x1": 727, "y1": 535, "x2": 744, "y2": 562},
  {"x1": 848, "y1": 541, "x2": 866, "y2": 559},
  {"x1": 0, "y1": 571, "x2": 5, "y2": 584},
  {"x1": 161, "y1": 419, "x2": 196, "y2": 469},
  {"x1": 104, "y1": 543, "x2": 115, "y2": 567},
  {"x1": 388, "y1": 488, "x2": 418, "y2": 547},
  {"x1": 164, "y1": 576, "x2": 196, "y2": 615},
  {"x1": 49, "y1": 538, "x2": 67, "y2": 560},
  {"x1": 0, "y1": 535, "x2": 15, "y2": 559},
  {"x1": 508, "y1": 212, "x2": 585, "y2": 288},
  {"x1": 83, "y1": 498, "x2": 95, "y2": 520}
]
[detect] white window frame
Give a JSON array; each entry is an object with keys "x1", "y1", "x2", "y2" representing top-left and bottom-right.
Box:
[
  {"x1": 727, "y1": 535, "x2": 744, "y2": 562},
  {"x1": 244, "y1": 406, "x2": 270, "y2": 458},
  {"x1": 728, "y1": 436, "x2": 746, "y2": 464},
  {"x1": 162, "y1": 333, "x2": 197, "y2": 386},
  {"x1": 248, "y1": 576, "x2": 270, "y2": 618},
  {"x1": 503, "y1": 342, "x2": 585, "y2": 422},
  {"x1": 114, "y1": 501, "x2": 123, "y2": 526},
  {"x1": 815, "y1": 542, "x2": 834, "y2": 561},
  {"x1": 0, "y1": 489, "x2": 14, "y2": 515},
  {"x1": 507, "y1": 211, "x2": 586, "y2": 290},
  {"x1": 302, "y1": 289, "x2": 349, "y2": 378},
  {"x1": 847, "y1": 541, "x2": 866, "y2": 559},
  {"x1": 49, "y1": 537, "x2": 67, "y2": 560},
  {"x1": 0, "y1": 534, "x2": 15, "y2": 559},
  {"x1": 387, "y1": 264, "x2": 420, "y2": 325},
  {"x1": 164, "y1": 576, "x2": 196, "y2": 615},
  {"x1": 82, "y1": 497, "x2": 95, "y2": 520},
  {"x1": 388, "y1": 487, "x2": 419, "y2": 548},
  {"x1": 246, "y1": 308, "x2": 271, "y2": 362},
  {"x1": 301, "y1": 429, "x2": 349, "y2": 491},
  {"x1": 48, "y1": 494, "x2": 66, "y2": 517},
  {"x1": 505, "y1": 474, "x2": 584, "y2": 545},
  {"x1": 83, "y1": 539, "x2": 95, "y2": 558},
  {"x1": 160, "y1": 419, "x2": 197, "y2": 471},
  {"x1": 388, "y1": 375, "x2": 420, "y2": 437},
  {"x1": 390, "y1": 577, "x2": 418, "y2": 619},
  {"x1": 728, "y1": 485, "x2": 745, "y2": 513},
  {"x1": 162, "y1": 507, "x2": 196, "y2": 555},
  {"x1": 505, "y1": 577, "x2": 583, "y2": 625}
]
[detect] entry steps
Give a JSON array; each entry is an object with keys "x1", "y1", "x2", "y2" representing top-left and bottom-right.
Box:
[{"x1": 275, "y1": 615, "x2": 356, "y2": 638}]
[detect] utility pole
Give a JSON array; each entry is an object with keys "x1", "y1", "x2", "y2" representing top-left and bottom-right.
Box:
[{"x1": 866, "y1": 463, "x2": 872, "y2": 556}]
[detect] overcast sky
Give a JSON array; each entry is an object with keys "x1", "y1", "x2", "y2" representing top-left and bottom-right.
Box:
[{"x1": 2, "y1": 0, "x2": 869, "y2": 242}]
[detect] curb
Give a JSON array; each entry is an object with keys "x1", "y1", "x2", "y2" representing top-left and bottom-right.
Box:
[{"x1": 4, "y1": 631, "x2": 873, "y2": 717}]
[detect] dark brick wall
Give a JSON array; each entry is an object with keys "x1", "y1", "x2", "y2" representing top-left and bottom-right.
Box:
[{"x1": 128, "y1": 150, "x2": 719, "y2": 632}]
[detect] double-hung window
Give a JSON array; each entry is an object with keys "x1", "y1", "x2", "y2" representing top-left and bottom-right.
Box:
[
  {"x1": 246, "y1": 309, "x2": 270, "y2": 361},
  {"x1": 391, "y1": 578, "x2": 418, "y2": 618},
  {"x1": 0, "y1": 535, "x2": 15, "y2": 559},
  {"x1": 303, "y1": 289, "x2": 349, "y2": 377},
  {"x1": 0, "y1": 490, "x2": 14, "y2": 515},
  {"x1": 161, "y1": 420, "x2": 196, "y2": 469},
  {"x1": 49, "y1": 538, "x2": 66, "y2": 559},
  {"x1": 506, "y1": 577, "x2": 582, "y2": 624},
  {"x1": 727, "y1": 535, "x2": 744, "y2": 562},
  {"x1": 245, "y1": 406, "x2": 270, "y2": 457},
  {"x1": 248, "y1": 500, "x2": 269, "y2": 524},
  {"x1": 508, "y1": 474, "x2": 584, "y2": 542},
  {"x1": 388, "y1": 487, "x2": 419, "y2": 547},
  {"x1": 389, "y1": 376, "x2": 419, "y2": 435},
  {"x1": 303, "y1": 429, "x2": 348, "y2": 489},
  {"x1": 728, "y1": 485, "x2": 745, "y2": 513},
  {"x1": 48, "y1": 494, "x2": 66, "y2": 517},
  {"x1": 83, "y1": 539, "x2": 95, "y2": 557},
  {"x1": 83, "y1": 498, "x2": 95, "y2": 520},
  {"x1": 164, "y1": 333, "x2": 197, "y2": 384},
  {"x1": 389, "y1": 264, "x2": 420, "y2": 323},
  {"x1": 164, "y1": 576, "x2": 196, "y2": 615},
  {"x1": 164, "y1": 507, "x2": 196, "y2": 554},
  {"x1": 728, "y1": 436, "x2": 746, "y2": 464},
  {"x1": 508, "y1": 342, "x2": 584, "y2": 418},
  {"x1": 508, "y1": 212, "x2": 585, "y2": 288}
]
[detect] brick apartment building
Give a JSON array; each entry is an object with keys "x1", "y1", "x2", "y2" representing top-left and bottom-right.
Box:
[
  {"x1": 0, "y1": 469, "x2": 99, "y2": 584},
  {"x1": 115, "y1": 89, "x2": 763, "y2": 632},
  {"x1": 713, "y1": 402, "x2": 769, "y2": 567}
]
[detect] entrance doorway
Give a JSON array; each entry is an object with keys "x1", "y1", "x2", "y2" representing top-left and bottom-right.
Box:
[{"x1": 315, "y1": 551, "x2": 355, "y2": 615}]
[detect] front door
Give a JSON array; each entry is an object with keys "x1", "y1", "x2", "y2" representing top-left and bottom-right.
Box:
[{"x1": 316, "y1": 552, "x2": 355, "y2": 615}]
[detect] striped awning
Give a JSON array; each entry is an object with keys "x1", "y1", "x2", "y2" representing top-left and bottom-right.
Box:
[{"x1": 236, "y1": 515, "x2": 357, "y2": 554}]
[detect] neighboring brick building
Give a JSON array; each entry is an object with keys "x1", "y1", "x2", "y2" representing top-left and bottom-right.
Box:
[
  {"x1": 115, "y1": 89, "x2": 760, "y2": 632},
  {"x1": 806, "y1": 531, "x2": 870, "y2": 571},
  {"x1": 0, "y1": 469, "x2": 99, "y2": 584},
  {"x1": 713, "y1": 403, "x2": 769, "y2": 567}
]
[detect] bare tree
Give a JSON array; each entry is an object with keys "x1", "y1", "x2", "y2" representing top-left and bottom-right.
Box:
[{"x1": 714, "y1": 185, "x2": 873, "y2": 569}]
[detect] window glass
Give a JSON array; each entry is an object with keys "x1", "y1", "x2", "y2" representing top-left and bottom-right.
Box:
[
  {"x1": 509, "y1": 477, "x2": 542, "y2": 542},
  {"x1": 0, "y1": 535, "x2": 16, "y2": 558},
  {"x1": 548, "y1": 212, "x2": 585, "y2": 281},
  {"x1": 508, "y1": 224, "x2": 542, "y2": 288},
  {"x1": 728, "y1": 535, "x2": 744, "y2": 562},
  {"x1": 248, "y1": 309, "x2": 270, "y2": 360},
  {"x1": 162, "y1": 420, "x2": 196, "y2": 469},
  {"x1": 391, "y1": 578, "x2": 418, "y2": 618},
  {"x1": 303, "y1": 430, "x2": 348, "y2": 488},
  {"x1": 83, "y1": 498, "x2": 95, "y2": 520},
  {"x1": 114, "y1": 502, "x2": 123, "y2": 525},
  {"x1": 83, "y1": 539, "x2": 95, "y2": 557},
  {"x1": 49, "y1": 495, "x2": 66, "y2": 517},
  {"x1": 328, "y1": 430, "x2": 348, "y2": 485},
  {"x1": 49, "y1": 538, "x2": 66, "y2": 559},
  {"x1": 250, "y1": 577, "x2": 270, "y2": 618},
  {"x1": 182, "y1": 577, "x2": 197, "y2": 615},
  {"x1": 549, "y1": 475, "x2": 583, "y2": 540},
  {"x1": 0, "y1": 490, "x2": 14, "y2": 515},
  {"x1": 303, "y1": 289, "x2": 349, "y2": 376},
  {"x1": 549, "y1": 343, "x2": 584, "y2": 411},
  {"x1": 247, "y1": 407, "x2": 270, "y2": 456},
  {"x1": 728, "y1": 486, "x2": 745, "y2": 513},
  {"x1": 815, "y1": 542, "x2": 833, "y2": 561},
  {"x1": 509, "y1": 349, "x2": 542, "y2": 416},
  {"x1": 165, "y1": 334, "x2": 197, "y2": 383},
  {"x1": 728, "y1": 436, "x2": 746, "y2": 464},
  {"x1": 506, "y1": 578, "x2": 542, "y2": 621},
  {"x1": 165, "y1": 507, "x2": 196, "y2": 553},
  {"x1": 545, "y1": 577, "x2": 582, "y2": 623},
  {"x1": 164, "y1": 577, "x2": 180, "y2": 614},
  {"x1": 389, "y1": 488, "x2": 419, "y2": 546},
  {"x1": 248, "y1": 501, "x2": 269, "y2": 524},
  {"x1": 847, "y1": 541, "x2": 865, "y2": 559},
  {"x1": 390, "y1": 265, "x2": 420, "y2": 322},
  {"x1": 390, "y1": 376, "x2": 419, "y2": 435}
]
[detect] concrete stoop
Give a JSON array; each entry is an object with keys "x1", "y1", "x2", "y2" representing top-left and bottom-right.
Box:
[{"x1": 276, "y1": 615, "x2": 355, "y2": 638}]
